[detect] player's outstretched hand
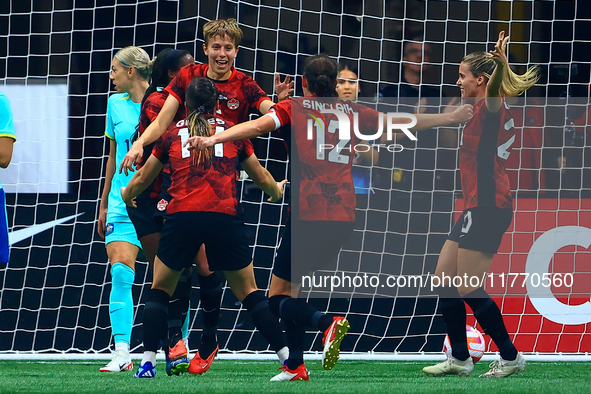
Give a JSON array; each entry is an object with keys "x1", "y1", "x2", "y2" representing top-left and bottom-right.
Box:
[
  {"x1": 267, "y1": 179, "x2": 288, "y2": 202},
  {"x1": 185, "y1": 136, "x2": 214, "y2": 151},
  {"x1": 119, "y1": 141, "x2": 143, "y2": 176},
  {"x1": 489, "y1": 30, "x2": 509, "y2": 66},
  {"x1": 451, "y1": 104, "x2": 473, "y2": 124},
  {"x1": 275, "y1": 73, "x2": 294, "y2": 101}
]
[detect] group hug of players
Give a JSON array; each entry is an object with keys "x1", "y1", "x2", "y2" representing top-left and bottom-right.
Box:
[{"x1": 98, "y1": 18, "x2": 539, "y2": 380}]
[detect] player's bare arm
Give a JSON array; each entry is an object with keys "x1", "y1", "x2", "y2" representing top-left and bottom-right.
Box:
[
  {"x1": 185, "y1": 114, "x2": 277, "y2": 151},
  {"x1": 120, "y1": 154, "x2": 165, "y2": 207},
  {"x1": 274, "y1": 73, "x2": 294, "y2": 101},
  {"x1": 97, "y1": 139, "x2": 117, "y2": 239},
  {"x1": 379, "y1": 104, "x2": 473, "y2": 144},
  {"x1": 257, "y1": 74, "x2": 294, "y2": 115},
  {"x1": 485, "y1": 30, "x2": 510, "y2": 113},
  {"x1": 119, "y1": 94, "x2": 179, "y2": 175},
  {"x1": 240, "y1": 153, "x2": 286, "y2": 202}
]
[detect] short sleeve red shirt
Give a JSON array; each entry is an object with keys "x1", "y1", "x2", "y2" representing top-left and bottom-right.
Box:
[
  {"x1": 165, "y1": 63, "x2": 269, "y2": 126},
  {"x1": 266, "y1": 98, "x2": 381, "y2": 222},
  {"x1": 138, "y1": 90, "x2": 185, "y2": 199},
  {"x1": 152, "y1": 116, "x2": 254, "y2": 216},
  {"x1": 459, "y1": 98, "x2": 515, "y2": 210}
]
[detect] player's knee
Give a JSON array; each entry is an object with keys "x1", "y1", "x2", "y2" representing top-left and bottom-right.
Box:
[
  {"x1": 151, "y1": 279, "x2": 176, "y2": 296},
  {"x1": 242, "y1": 290, "x2": 267, "y2": 313},
  {"x1": 110, "y1": 262, "x2": 135, "y2": 287}
]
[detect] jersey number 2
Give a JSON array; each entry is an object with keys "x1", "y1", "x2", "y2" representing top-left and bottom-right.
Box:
[{"x1": 312, "y1": 119, "x2": 350, "y2": 164}]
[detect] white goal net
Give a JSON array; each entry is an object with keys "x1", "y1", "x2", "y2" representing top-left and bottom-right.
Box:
[{"x1": 1, "y1": 0, "x2": 589, "y2": 358}]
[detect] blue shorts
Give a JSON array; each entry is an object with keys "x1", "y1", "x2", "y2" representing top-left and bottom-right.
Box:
[
  {"x1": 0, "y1": 188, "x2": 9, "y2": 264},
  {"x1": 105, "y1": 217, "x2": 142, "y2": 248}
]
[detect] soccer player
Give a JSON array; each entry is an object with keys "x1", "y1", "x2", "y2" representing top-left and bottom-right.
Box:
[
  {"x1": 127, "y1": 47, "x2": 202, "y2": 375},
  {"x1": 0, "y1": 92, "x2": 16, "y2": 265},
  {"x1": 119, "y1": 18, "x2": 293, "y2": 175},
  {"x1": 124, "y1": 18, "x2": 292, "y2": 371},
  {"x1": 185, "y1": 54, "x2": 473, "y2": 381},
  {"x1": 121, "y1": 77, "x2": 288, "y2": 378},
  {"x1": 97, "y1": 46, "x2": 151, "y2": 372},
  {"x1": 422, "y1": 31, "x2": 539, "y2": 378},
  {"x1": 127, "y1": 48, "x2": 205, "y2": 375}
]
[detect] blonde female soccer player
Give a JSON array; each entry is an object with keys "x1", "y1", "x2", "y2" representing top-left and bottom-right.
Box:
[
  {"x1": 422, "y1": 31, "x2": 539, "y2": 378},
  {"x1": 97, "y1": 46, "x2": 151, "y2": 372}
]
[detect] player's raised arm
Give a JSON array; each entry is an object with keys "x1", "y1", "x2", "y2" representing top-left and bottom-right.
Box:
[
  {"x1": 485, "y1": 30, "x2": 510, "y2": 113},
  {"x1": 274, "y1": 73, "x2": 294, "y2": 102},
  {"x1": 119, "y1": 94, "x2": 179, "y2": 175}
]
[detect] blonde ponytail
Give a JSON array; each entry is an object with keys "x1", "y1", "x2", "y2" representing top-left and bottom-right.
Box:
[
  {"x1": 462, "y1": 51, "x2": 540, "y2": 96},
  {"x1": 187, "y1": 109, "x2": 213, "y2": 164}
]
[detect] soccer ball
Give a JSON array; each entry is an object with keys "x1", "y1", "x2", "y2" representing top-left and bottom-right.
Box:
[{"x1": 442, "y1": 325, "x2": 486, "y2": 363}]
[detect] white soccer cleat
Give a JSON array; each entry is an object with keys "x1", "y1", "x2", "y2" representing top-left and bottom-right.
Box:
[
  {"x1": 270, "y1": 364, "x2": 309, "y2": 381},
  {"x1": 422, "y1": 355, "x2": 474, "y2": 377},
  {"x1": 99, "y1": 349, "x2": 133, "y2": 372},
  {"x1": 480, "y1": 352, "x2": 526, "y2": 378}
]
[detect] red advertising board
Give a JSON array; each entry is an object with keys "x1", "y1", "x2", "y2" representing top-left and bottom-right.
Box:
[{"x1": 455, "y1": 198, "x2": 591, "y2": 353}]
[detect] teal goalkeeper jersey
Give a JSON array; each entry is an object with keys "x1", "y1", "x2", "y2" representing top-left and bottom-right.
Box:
[{"x1": 105, "y1": 93, "x2": 141, "y2": 221}]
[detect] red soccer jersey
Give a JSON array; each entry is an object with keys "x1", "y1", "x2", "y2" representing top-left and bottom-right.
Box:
[
  {"x1": 459, "y1": 98, "x2": 515, "y2": 210},
  {"x1": 138, "y1": 90, "x2": 185, "y2": 199},
  {"x1": 139, "y1": 89, "x2": 185, "y2": 134},
  {"x1": 266, "y1": 98, "x2": 381, "y2": 222},
  {"x1": 165, "y1": 63, "x2": 269, "y2": 125},
  {"x1": 152, "y1": 116, "x2": 254, "y2": 216}
]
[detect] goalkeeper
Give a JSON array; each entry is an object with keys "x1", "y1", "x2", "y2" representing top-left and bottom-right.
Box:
[{"x1": 98, "y1": 46, "x2": 151, "y2": 373}]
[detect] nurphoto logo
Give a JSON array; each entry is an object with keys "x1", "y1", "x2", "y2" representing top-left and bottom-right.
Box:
[{"x1": 303, "y1": 99, "x2": 418, "y2": 159}]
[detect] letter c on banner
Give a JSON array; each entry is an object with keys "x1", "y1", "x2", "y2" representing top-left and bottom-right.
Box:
[{"x1": 526, "y1": 226, "x2": 591, "y2": 325}]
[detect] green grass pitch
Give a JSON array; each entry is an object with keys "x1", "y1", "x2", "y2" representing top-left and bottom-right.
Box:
[{"x1": 0, "y1": 360, "x2": 588, "y2": 393}]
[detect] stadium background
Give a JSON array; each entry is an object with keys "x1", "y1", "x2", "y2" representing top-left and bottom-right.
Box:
[{"x1": 0, "y1": 0, "x2": 590, "y2": 358}]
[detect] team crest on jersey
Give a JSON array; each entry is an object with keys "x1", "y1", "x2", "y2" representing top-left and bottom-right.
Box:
[
  {"x1": 105, "y1": 223, "x2": 114, "y2": 236},
  {"x1": 227, "y1": 98, "x2": 240, "y2": 110},
  {"x1": 157, "y1": 199, "x2": 169, "y2": 212}
]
